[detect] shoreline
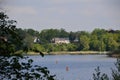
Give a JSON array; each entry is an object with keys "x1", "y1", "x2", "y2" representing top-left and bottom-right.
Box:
[{"x1": 26, "y1": 51, "x2": 110, "y2": 55}]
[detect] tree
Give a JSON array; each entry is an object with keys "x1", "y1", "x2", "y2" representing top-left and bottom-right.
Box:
[
  {"x1": 106, "y1": 37, "x2": 119, "y2": 51},
  {"x1": 69, "y1": 31, "x2": 76, "y2": 42},
  {"x1": 25, "y1": 29, "x2": 39, "y2": 37},
  {"x1": 32, "y1": 44, "x2": 45, "y2": 52},
  {"x1": 92, "y1": 28, "x2": 106, "y2": 38},
  {"x1": 39, "y1": 29, "x2": 69, "y2": 43},
  {"x1": 79, "y1": 31, "x2": 90, "y2": 37},
  {"x1": 0, "y1": 12, "x2": 55, "y2": 80},
  {"x1": 23, "y1": 33, "x2": 34, "y2": 52},
  {"x1": 90, "y1": 35, "x2": 106, "y2": 51},
  {"x1": 0, "y1": 12, "x2": 19, "y2": 55},
  {"x1": 59, "y1": 28, "x2": 69, "y2": 38},
  {"x1": 79, "y1": 35, "x2": 90, "y2": 51},
  {"x1": 103, "y1": 33, "x2": 119, "y2": 51},
  {"x1": 67, "y1": 43, "x2": 77, "y2": 51},
  {"x1": 39, "y1": 29, "x2": 59, "y2": 43},
  {"x1": 90, "y1": 40, "x2": 101, "y2": 51}
]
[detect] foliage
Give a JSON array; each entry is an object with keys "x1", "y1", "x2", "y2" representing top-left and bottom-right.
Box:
[
  {"x1": 43, "y1": 43, "x2": 77, "y2": 52},
  {"x1": 69, "y1": 31, "x2": 76, "y2": 42},
  {"x1": 0, "y1": 12, "x2": 20, "y2": 56},
  {"x1": 66, "y1": 43, "x2": 77, "y2": 51},
  {"x1": 79, "y1": 35, "x2": 90, "y2": 51},
  {"x1": 92, "y1": 28, "x2": 107, "y2": 39},
  {"x1": 40, "y1": 29, "x2": 120, "y2": 51},
  {"x1": 93, "y1": 67, "x2": 109, "y2": 80},
  {"x1": 0, "y1": 12, "x2": 55, "y2": 80},
  {"x1": 14, "y1": 28, "x2": 120, "y2": 53},
  {"x1": 25, "y1": 29, "x2": 39, "y2": 37},
  {"x1": 0, "y1": 56, "x2": 55, "y2": 80},
  {"x1": 90, "y1": 38, "x2": 106, "y2": 51},
  {"x1": 39, "y1": 28, "x2": 69, "y2": 43},
  {"x1": 23, "y1": 33, "x2": 34, "y2": 52},
  {"x1": 20, "y1": 28, "x2": 119, "y2": 52},
  {"x1": 92, "y1": 59, "x2": 120, "y2": 80},
  {"x1": 32, "y1": 44, "x2": 45, "y2": 52},
  {"x1": 112, "y1": 59, "x2": 120, "y2": 80}
]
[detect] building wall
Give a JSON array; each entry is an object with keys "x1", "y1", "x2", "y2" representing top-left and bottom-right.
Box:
[{"x1": 52, "y1": 38, "x2": 70, "y2": 44}]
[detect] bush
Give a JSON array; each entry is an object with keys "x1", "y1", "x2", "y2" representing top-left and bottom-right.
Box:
[
  {"x1": 93, "y1": 59, "x2": 120, "y2": 80},
  {"x1": 0, "y1": 56, "x2": 55, "y2": 80}
]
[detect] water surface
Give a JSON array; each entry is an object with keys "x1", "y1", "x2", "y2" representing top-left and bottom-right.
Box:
[{"x1": 29, "y1": 55, "x2": 116, "y2": 80}]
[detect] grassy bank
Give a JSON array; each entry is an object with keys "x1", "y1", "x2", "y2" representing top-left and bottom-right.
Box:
[
  {"x1": 47, "y1": 51, "x2": 109, "y2": 55},
  {"x1": 26, "y1": 51, "x2": 109, "y2": 55}
]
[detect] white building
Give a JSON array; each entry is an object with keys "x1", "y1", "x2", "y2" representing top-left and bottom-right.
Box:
[
  {"x1": 34, "y1": 37, "x2": 40, "y2": 43},
  {"x1": 51, "y1": 38, "x2": 70, "y2": 44}
]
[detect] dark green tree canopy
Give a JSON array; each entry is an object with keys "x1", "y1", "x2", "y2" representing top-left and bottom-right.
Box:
[
  {"x1": 0, "y1": 12, "x2": 55, "y2": 80},
  {"x1": 0, "y1": 12, "x2": 20, "y2": 56}
]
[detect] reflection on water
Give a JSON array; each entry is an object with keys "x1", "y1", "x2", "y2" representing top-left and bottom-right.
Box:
[{"x1": 29, "y1": 55, "x2": 116, "y2": 80}]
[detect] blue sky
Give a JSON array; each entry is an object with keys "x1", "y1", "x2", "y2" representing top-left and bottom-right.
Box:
[{"x1": 3, "y1": 0, "x2": 120, "y2": 32}]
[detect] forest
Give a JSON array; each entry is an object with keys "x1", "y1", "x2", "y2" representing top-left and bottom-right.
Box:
[{"x1": 14, "y1": 28, "x2": 120, "y2": 53}]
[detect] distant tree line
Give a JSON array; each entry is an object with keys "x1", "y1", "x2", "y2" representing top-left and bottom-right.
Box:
[{"x1": 14, "y1": 28, "x2": 120, "y2": 53}]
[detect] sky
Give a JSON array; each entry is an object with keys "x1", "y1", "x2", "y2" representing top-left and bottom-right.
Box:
[{"x1": 1, "y1": 0, "x2": 120, "y2": 32}]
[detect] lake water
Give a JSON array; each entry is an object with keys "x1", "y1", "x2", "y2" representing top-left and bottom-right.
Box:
[{"x1": 29, "y1": 55, "x2": 116, "y2": 80}]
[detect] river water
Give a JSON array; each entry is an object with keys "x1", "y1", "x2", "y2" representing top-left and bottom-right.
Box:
[{"x1": 29, "y1": 55, "x2": 116, "y2": 80}]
